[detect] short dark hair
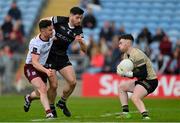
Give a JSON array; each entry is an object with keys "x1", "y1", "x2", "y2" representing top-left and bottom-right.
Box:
[
  {"x1": 70, "y1": 7, "x2": 84, "y2": 15},
  {"x1": 119, "y1": 34, "x2": 134, "y2": 42},
  {"x1": 39, "y1": 20, "x2": 52, "y2": 29}
]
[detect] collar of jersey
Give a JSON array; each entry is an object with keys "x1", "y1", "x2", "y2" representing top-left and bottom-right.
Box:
[{"x1": 68, "y1": 22, "x2": 75, "y2": 29}]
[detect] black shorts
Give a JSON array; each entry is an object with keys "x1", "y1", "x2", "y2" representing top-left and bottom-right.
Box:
[
  {"x1": 45, "y1": 53, "x2": 72, "y2": 71},
  {"x1": 135, "y1": 79, "x2": 158, "y2": 94}
]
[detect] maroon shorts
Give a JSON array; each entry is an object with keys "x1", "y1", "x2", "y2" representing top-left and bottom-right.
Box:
[{"x1": 24, "y1": 64, "x2": 48, "y2": 83}]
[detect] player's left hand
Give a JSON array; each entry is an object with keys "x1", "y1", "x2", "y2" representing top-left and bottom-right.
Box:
[{"x1": 123, "y1": 71, "x2": 133, "y2": 78}]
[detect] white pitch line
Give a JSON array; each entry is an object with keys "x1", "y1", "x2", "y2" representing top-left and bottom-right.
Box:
[
  {"x1": 31, "y1": 118, "x2": 58, "y2": 122},
  {"x1": 31, "y1": 110, "x2": 144, "y2": 121},
  {"x1": 100, "y1": 110, "x2": 140, "y2": 118}
]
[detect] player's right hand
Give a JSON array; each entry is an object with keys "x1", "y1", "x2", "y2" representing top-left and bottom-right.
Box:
[
  {"x1": 46, "y1": 69, "x2": 53, "y2": 77},
  {"x1": 75, "y1": 35, "x2": 83, "y2": 43}
]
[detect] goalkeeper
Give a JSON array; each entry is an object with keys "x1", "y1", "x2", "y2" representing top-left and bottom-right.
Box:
[{"x1": 117, "y1": 34, "x2": 158, "y2": 120}]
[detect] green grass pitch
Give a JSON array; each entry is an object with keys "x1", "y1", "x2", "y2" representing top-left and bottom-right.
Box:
[{"x1": 0, "y1": 95, "x2": 180, "y2": 122}]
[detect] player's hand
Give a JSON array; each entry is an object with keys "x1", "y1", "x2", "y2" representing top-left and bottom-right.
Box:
[
  {"x1": 117, "y1": 70, "x2": 133, "y2": 78},
  {"x1": 123, "y1": 71, "x2": 133, "y2": 78},
  {"x1": 46, "y1": 69, "x2": 53, "y2": 77},
  {"x1": 75, "y1": 35, "x2": 83, "y2": 43},
  {"x1": 117, "y1": 68, "x2": 124, "y2": 76},
  {"x1": 52, "y1": 36, "x2": 57, "y2": 41}
]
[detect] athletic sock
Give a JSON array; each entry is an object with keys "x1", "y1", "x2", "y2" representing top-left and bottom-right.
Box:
[
  {"x1": 142, "y1": 111, "x2": 148, "y2": 117},
  {"x1": 122, "y1": 105, "x2": 129, "y2": 113},
  {"x1": 50, "y1": 104, "x2": 55, "y2": 110},
  {"x1": 60, "y1": 97, "x2": 67, "y2": 103}
]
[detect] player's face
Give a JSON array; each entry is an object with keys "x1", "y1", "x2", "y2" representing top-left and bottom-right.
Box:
[
  {"x1": 70, "y1": 14, "x2": 83, "y2": 26},
  {"x1": 118, "y1": 39, "x2": 129, "y2": 53},
  {"x1": 44, "y1": 25, "x2": 53, "y2": 38}
]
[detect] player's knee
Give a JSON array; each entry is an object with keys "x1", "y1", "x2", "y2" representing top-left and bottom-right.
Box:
[
  {"x1": 131, "y1": 95, "x2": 139, "y2": 103},
  {"x1": 39, "y1": 85, "x2": 48, "y2": 94},
  {"x1": 68, "y1": 79, "x2": 77, "y2": 88},
  {"x1": 118, "y1": 82, "x2": 127, "y2": 91},
  {"x1": 49, "y1": 83, "x2": 58, "y2": 91}
]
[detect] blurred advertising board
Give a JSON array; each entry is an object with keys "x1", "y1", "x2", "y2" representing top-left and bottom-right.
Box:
[{"x1": 82, "y1": 73, "x2": 180, "y2": 98}]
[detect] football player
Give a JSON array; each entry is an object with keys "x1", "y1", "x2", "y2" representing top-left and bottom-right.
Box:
[{"x1": 117, "y1": 34, "x2": 158, "y2": 120}]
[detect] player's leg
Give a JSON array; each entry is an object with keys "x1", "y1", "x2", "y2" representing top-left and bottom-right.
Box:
[
  {"x1": 48, "y1": 70, "x2": 58, "y2": 104},
  {"x1": 118, "y1": 80, "x2": 135, "y2": 118},
  {"x1": 60, "y1": 65, "x2": 76, "y2": 99},
  {"x1": 24, "y1": 90, "x2": 40, "y2": 112},
  {"x1": 45, "y1": 55, "x2": 59, "y2": 117},
  {"x1": 24, "y1": 65, "x2": 40, "y2": 112},
  {"x1": 131, "y1": 79, "x2": 158, "y2": 120},
  {"x1": 48, "y1": 69, "x2": 58, "y2": 117},
  {"x1": 56, "y1": 65, "x2": 76, "y2": 117},
  {"x1": 131, "y1": 84, "x2": 149, "y2": 119},
  {"x1": 31, "y1": 77, "x2": 53, "y2": 118}
]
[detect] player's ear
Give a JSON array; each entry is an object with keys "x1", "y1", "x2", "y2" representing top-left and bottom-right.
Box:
[
  {"x1": 127, "y1": 39, "x2": 132, "y2": 45},
  {"x1": 40, "y1": 28, "x2": 45, "y2": 33}
]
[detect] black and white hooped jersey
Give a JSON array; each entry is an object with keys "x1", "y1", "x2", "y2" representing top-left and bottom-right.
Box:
[
  {"x1": 25, "y1": 34, "x2": 54, "y2": 65},
  {"x1": 50, "y1": 16, "x2": 83, "y2": 56}
]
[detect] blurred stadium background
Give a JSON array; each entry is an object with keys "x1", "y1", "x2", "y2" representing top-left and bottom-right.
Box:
[{"x1": 0, "y1": 0, "x2": 180, "y2": 122}]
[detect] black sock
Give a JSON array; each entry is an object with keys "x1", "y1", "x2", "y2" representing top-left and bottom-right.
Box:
[
  {"x1": 142, "y1": 111, "x2": 148, "y2": 117},
  {"x1": 122, "y1": 105, "x2": 129, "y2": 112},
  {"x1": 60, "y1": 97, "x2": 66, "y2": 103},
  {"x1": 50, "y1": 104, "x2": 55, "y2": 110}
]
